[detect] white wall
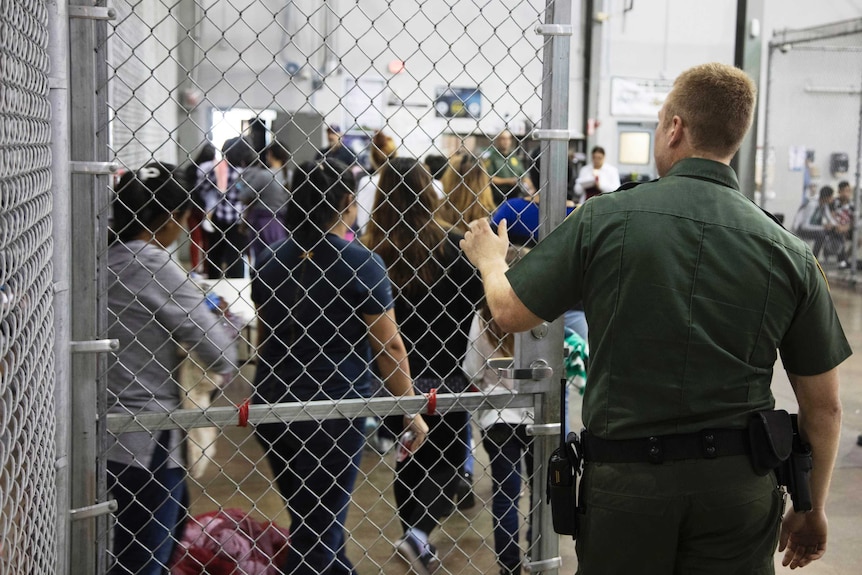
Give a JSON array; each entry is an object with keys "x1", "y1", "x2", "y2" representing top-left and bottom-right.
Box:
[
  {"x1": 193, "y1": 0, "x2": 549, "y2": 157},
  {"x1": 109, "y1": 0, "x2": 861, "y2": 203},
  {"x1": 110, "y1": 0, "x2": 183, "y2": 168},
  {"x1": 588, "y1": 0, "x2": 862, "y2": 219}
]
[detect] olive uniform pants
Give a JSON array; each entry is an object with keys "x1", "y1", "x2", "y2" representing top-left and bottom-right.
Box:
[{"x1": 575, "y1": 455, "x2": 783, "y2": 575}]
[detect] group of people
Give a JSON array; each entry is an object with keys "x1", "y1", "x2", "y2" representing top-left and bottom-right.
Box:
[
  {"x1": 106, "y1": 132, "x2": 553, "y2": 575},
  {"x1": 793, "y1": 179, "x2": 855, "y2": 267},
  {"x1": 184, "y1": 124, "x2": 618, "y2": 282},
  {"x1": 106, "y1": 61, "x2": 848, "y2": 575}
]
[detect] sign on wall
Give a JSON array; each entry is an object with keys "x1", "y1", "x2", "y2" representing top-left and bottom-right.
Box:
[
  {"x1": 610, "y1": 77, "x2": 673, "y2": 118},
  {"x1": 434, "y1": 87, "x2": 482, "y2": 118}
]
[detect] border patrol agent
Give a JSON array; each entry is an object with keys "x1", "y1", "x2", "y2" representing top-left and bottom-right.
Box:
[
  {"x1": 483, "y1": 129, "x2": 535, "y2": 204},
  {"x1": 462, "y1": 63, "x2": 849, "y2": 574}
]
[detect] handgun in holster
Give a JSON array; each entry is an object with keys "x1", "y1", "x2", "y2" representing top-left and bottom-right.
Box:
[
  {"x1": 748, "y1": 410, "x2": 813, "y2": 512},
  {"x1": 547, "y1": 379, "x2": 582, "y2": 538},
  {"x1": 777, "y1": 414, "x2": 813, "y2": 512}
]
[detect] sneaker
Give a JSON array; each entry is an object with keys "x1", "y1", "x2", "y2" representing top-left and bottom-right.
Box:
[
  {"x1": 839, "y1": 260, "x2": 850, "y2": 269},
  {"x1": 396, "y1": 535, "x2": 439, "y2": 575}
]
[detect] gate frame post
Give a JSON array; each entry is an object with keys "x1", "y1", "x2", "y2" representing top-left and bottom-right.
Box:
[{"x1": 521, "y1": 1, "x2": 574, "y2": 572}]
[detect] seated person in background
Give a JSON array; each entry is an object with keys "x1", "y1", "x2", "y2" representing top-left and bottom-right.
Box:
[
  {"x1": 107, "y1": 163, "x2": 238, "y2": 575},
  {"x1": 795, "y1": 185, "x2": 844, "y2": 261},
  {"x1": 832, "y1": 180, "x2": 854, "y2": 268},
  {"x1": 574, "y1": 146, "x2": 621, "y2": 201},
  {"x1": 483, "y1": 130, "x2": 536, "y2": 204}
]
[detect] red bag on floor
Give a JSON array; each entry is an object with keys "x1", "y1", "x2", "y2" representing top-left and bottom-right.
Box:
[{"x1": 170, "y1": 509, "x2": 289, "y2": 575}]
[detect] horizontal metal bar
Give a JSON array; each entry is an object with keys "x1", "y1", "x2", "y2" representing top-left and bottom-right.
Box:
[
  {"x1": 70, "y1": 161, "x2": 119, "y2": 175},
  {"x1": 70, "y1": 339, "x2": 119, "y2": 354},
  {"x1": 69, "y1": 500, "x2": 118, "y2": 521},
  {"x1": 804, "y1": 85, "x2": 861, "y2": 95},
  {"x1": 105, "y1": 391, "x2": 535, "y2": 434},
  {"x1": 526, "y1": 423, "x2": 562, "y2": 437},
  {"x1": 524, "y1": 557, "x2": 563, "y2": 572},
  {"x1": 531, "y1": 129, "x2": 585, "y2": 141},
  {"x1": 68, "y1": 6, "x2": 117, "y2": 21},
  {"x1": 535, "y1": 24, "x2": 573, "y2": 36}
]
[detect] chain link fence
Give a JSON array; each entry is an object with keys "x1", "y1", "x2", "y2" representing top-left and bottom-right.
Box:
[
  {"x1": 63, "y1": 1, "x2": 576, "y2": 573},
  {"x1": 760, "y1": 18, "x2": 862, "y2": 274},
  {"x1": 0, "y1": 0, "x2": 58, "y2": 571}
]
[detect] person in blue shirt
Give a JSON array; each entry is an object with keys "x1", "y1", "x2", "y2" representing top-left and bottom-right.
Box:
[{"x1": 252, "y1": 159, "x2": 428, "y2": 575}]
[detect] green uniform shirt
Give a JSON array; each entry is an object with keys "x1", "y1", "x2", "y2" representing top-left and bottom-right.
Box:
[
  {"x1": 483, "y1": 146, "x2": 526, "y2": 180},
  {"x1": 507, "y1": 158, "x2": 851, "y2": 439}
]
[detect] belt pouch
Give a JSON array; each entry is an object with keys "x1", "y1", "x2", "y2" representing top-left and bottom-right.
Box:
[
  {"x1": 546, "y1": 379, "x2": 581, "y2": 538},
  {"x1": 747, "y1": 409, "x2": 793, "y2": 475},
  {"x1": 548, "y1": 431, "x2": 580, "y2": 538}
]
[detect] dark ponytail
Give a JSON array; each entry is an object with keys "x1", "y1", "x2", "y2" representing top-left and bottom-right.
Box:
[
  {"x1": 111, "y1": 162, "x2": 190, "y2": 243},
  {"x1": 284, "y1": 159, "x2": 355, "y2": 244}
]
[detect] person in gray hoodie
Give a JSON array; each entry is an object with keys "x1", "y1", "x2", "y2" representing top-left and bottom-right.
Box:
[{"x1": 107, "y1": 162, "x2": 238, "y2": 575}]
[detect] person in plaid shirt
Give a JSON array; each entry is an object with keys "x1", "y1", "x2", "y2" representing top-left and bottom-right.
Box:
[{"x1": 199, "y1": 137, "x2": 254, "y2": 278}]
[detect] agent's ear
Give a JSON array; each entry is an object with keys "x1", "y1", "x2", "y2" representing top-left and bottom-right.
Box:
[{"x1": 667, "y1": 115, "x2": 684, "y2": 147}]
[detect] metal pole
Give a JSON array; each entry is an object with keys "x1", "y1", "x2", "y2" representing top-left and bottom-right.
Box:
[
  {"x1": 731, "y1": 0, "x2": 764, "y2": 201},
  {"x1": 175, "y1": 0, "x2": 208, "y2": 165},
  {"x1": 850, "y1": 66, "x2": 862, "y2": 281},
  {"x1": 94, "y1": 3, "x2": 112, "y2": 571},
  {"x1": 68, "y1": 1, "x2": 111, "y2": 571},
  {"x1": 760, "y1": 41, "x2": 775, "y2": 210},
  {"x1": 48, "y1": 1, "x2": 72, "y2": 573},
  {"x1": 520, "y1": 1, "x2": 573, "y2": 573}
]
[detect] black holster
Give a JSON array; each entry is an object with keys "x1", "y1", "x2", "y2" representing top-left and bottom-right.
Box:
[
  {"x1": 776, "y1": 414, "x2": 813, "y2": 512},
  {"x1": 546, "y1": 379, "x2": 583, "y2": 538},
  {"x1": 748, "y1": 410, "x2": 813, "y2": 512},
  {"x1": 547, "y1": 431, "x2": 582, "y2": 538}
]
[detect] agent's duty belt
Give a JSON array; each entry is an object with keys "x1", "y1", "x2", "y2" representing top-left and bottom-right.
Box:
[{"x1": 581, "y1": 428, "x2": 748, "y2": 464}]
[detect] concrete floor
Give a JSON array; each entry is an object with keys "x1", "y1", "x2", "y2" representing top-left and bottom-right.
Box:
[{"x1": 185, "y1": 278, "x2": 862, "y2": 574}]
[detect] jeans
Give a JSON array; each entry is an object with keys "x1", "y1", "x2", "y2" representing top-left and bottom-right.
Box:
[
  {"x1": 481, "y1": 423, "x2": 534, "y2": 573},
  {"x1": 393, "y1": 411, "x2": 468, "y2": 536},
  {"x1": 255, "y1": 417, "x2": 365, "y2": 575},
  {"x1": 206, "y1": 219, "x2": 247, "y2": 278},
  {"x1": 107, "y1": 459, "x2": 186, "y2": 575}
]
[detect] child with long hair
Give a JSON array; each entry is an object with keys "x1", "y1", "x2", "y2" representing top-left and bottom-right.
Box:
[
  {"x1": 363, "y1": 157, "x2": 484, "y2": 575},
  {"x1": 438, "y1": 152, "x2": 496, "y2": 233},
  {"x1": 463, "y1": 246, "x2": 534, "y2": 575}
]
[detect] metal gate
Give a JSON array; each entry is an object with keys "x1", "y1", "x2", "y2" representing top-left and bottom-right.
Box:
[
  {"x1": 64, "y1": 1, "x2": 575, "y2": 573},
  {"x1": 0, "y1": 0, "x2": 58, "y2": 572},
  {"x1": 760, "y1": 18, "x2": 862, "y2": 275}
]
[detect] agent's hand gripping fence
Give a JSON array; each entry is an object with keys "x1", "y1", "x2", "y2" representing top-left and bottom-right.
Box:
[{"x1": 64, "y1": 2, "x2": 576, "y2": 574}]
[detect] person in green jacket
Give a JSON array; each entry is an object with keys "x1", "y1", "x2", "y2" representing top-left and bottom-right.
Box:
[
  {"x1": 462, "y1": 62, "x2": 848, "y2": 574},
  {"x1": 483, "y1": 129, "x2": 535, "y2": 204}
]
